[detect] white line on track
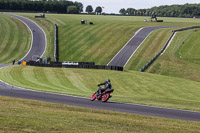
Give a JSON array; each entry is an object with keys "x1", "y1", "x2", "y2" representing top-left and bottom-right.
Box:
[
  {"x1": 7, "y1": 15, "x2": 34, "y2": 61},
  {"x1": 107, "y1": 28, "x2": 143, "y2": 66},
  {"x1": 123, "y1": 28, "x2": 155, "y2": 67},
  {"x1": 8, "y1": 14, "x2": 47, "y2": 60}
]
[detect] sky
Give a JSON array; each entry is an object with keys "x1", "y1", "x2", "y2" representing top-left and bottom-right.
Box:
[{"x1": 72, "y1": 0, "x2": 200, "y2": 14}]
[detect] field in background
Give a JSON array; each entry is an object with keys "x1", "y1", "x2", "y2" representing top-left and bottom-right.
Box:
[
  {"x1": 1, "y1": 96, "x2": 200, "y2": 132},
  {"x1": 11, "y1": 13, "x2": 200, "y2": 65},
  {"x1": 0, "y1": 14, "x2": 31, "y2": 64},
  {"x1": 0, "y1": 65, "x2": 200, "y2": 111}
]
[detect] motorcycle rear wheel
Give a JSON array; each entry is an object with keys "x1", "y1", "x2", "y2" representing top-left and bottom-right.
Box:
[
  {"x1": 90, "y1": 93, "x2": 96, "y2": 101},
  {"x1": 101, "y1": 93, "x2": 110, "y2": 102}
]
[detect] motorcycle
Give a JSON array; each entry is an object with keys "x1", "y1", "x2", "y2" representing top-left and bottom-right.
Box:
[{"x1": 90, "y1": 86, "x2": 114, "y2": 102}]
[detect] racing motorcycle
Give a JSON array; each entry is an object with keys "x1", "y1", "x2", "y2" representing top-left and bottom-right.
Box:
[{"x1": 90, "y1": 86, "x2": 114, "y2": 102}]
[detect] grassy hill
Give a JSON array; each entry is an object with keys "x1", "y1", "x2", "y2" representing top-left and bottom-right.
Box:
[
  {"x1": 1, "y1": 96, "x2": 200, "y2": 132},
  {"x1": 11, "y1": 13, "x2": 200, "y2": 65},
  {"x1": 145, "y1": 29, "x2": 200, "y2": 82},
  {"x1": 0, "y1": 65, "x2": 200, "y2": 111},
  {"x1": 0, "y1": 14, "x2": 31, "y2": 64}
]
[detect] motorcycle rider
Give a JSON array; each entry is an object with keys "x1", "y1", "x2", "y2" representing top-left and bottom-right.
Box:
[{"x1": 97, "y1": 79, "x2": 112, "y2": 96}]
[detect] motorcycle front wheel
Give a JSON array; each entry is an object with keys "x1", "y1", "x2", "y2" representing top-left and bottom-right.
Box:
[{"x1": 90, "y1": 93, "x2": 96, "y2": 101}]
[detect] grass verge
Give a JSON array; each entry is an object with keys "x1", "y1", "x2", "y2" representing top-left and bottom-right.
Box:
[
  {"x1": 0, "y1": 96, "x2": 200, "y2": 133},
  {"x1": 0, "y1": 65, "x2": 200, "y2": 111}
]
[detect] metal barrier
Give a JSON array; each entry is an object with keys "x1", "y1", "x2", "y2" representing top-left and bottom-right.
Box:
[
  {"x1": 27, "y1": 61, "x2": 123, "y2": 71},
  {"x1": 54, "y1": 24, "x2": 59, "y2": 62},
  {"x1": 140, "y1": 26, "x2": 200, "y2": 72}
]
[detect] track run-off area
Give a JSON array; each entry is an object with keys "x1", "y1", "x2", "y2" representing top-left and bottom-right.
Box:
[{"x1": 0, "y1": 15, "x2": 200, "y2": 122}]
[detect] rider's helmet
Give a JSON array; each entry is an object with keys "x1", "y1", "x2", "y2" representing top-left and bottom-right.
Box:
[{"x1": 106, "y1": 79, "x2": 110, "y2": 83}]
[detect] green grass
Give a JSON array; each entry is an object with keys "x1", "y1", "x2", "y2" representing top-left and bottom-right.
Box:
[
  {"x1": 125, "y1": 28, "x2": 174, "y2": 70},
  {"x1": 1, "y1": 96, "x2": 200, "y2": 133},
  {"x1": 0, "y1": 65, "x2": 200, "y2": 111},
  {"x1": 0, "y1": 14, "x2": 31, "y2": 63},
  {"x1": 176, "y1": 29, "x2": 200, "y2": 64},
  {"x1": 10, "y1": 13, "x2": 200, "y2": 65},
  {"x1": 146, "y1": 29, "x2": 200, "y2": 82}
]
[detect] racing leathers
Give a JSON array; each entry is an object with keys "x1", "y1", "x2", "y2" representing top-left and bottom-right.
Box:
[{"x1": 97, "y1": 80, "x2": 112, "y2": 96}]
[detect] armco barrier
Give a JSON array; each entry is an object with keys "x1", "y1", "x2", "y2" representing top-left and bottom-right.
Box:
[
  {"x1": 140, "y1": 26, "x2": 200, "y2": 72},
  {"x1": 27, "y1": 61, "x2": 123, "y2": 71},
  {"x1": 54, "y1": 24, "x2": 59, "y2": 62}
]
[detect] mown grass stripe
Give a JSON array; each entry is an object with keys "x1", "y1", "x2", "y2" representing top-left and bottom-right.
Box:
[
  {"x1": 32, "y1": 67, "x2": 63, "y2": 92},
  {"x1": 1, "y1": 18, "x2": 19, "y2": 61},
  {"x1": 70, "y1": 23, "x2": 117, "y2": 61},
  {"x1": 42, "y1": 67, "x2": 77, "y2": 92},
  {"x1": 0, "y1": 16, "x2": 11, "y2": 57},
  {"x1": 1, "y1": 66, "x2": 200, "y2": 111},
  {"x1": 59, "y1": 24, "x2": 111, "y2": 62},
  {"x1": 0, "y1": 15, "x2": 31, "y2": 63},
  {"x1": 51, "y1": 68, "x2": 77, "y2": 91}
]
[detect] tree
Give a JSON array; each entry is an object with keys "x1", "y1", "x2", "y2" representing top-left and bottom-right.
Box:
[
  {"x1": 74, "y1": 1, "x2": 83, "y2": 13},
  {"x1": 126, "y1": 8, "x2": 135, "y2": 16},
  {"x1": 119, "y1": 8, "x2": 126, "y2": 15},
  {"x1": 95, "y1": 6, "x2": 102, "y2": 15},
  {"x1": 0, "y1": 0, "x2": 82, "y2": 14},
  {"x1": 67, "y1": 6, "x2": 78, "y2": 14},
  {"x1": 86, "y1": 5, "x2": 93, "y2": 14}
]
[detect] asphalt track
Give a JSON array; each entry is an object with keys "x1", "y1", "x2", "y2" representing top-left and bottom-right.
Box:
[
  {"x1": 0, "y1": 83, "x2": 200, "y2": 122},
  {"x1": 7, "y1": 14, "x2": 46, "y2": 62},
  {"x1": 107, "y1": 26, "x2": 177, "y2": 67},
  {"x1": 0, "y1": 16, "x2": 200, "y2": 122}
]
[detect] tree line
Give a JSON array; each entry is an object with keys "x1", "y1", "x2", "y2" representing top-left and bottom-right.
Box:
[
  {"x1": 119, "y1": 3, "x2": 200, "y2": 18},
  {"x1": 0, "y1": 0, "x2": 83, "y2": 14},
  {"x1": 85, "y1": 5, "x2": 103, "y2": 15}
]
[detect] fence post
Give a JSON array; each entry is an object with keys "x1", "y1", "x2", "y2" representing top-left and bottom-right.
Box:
[{"x1": 54, "y1": 24, "x2": 59, "y2": 62}]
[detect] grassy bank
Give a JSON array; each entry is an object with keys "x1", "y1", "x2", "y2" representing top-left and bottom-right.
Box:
[
  {"x1": 0, "y1": 96, "x2": 200, "y2": 133},
  {"x1": 0, "y1": 14, "x2": 31, "y2": 64},
  {"x1": 125, "y1": 28, "x2": 173, "y2": 70},
  {"x1": 0, "y1": 65, "x2": 200, "y2": 111},
  {"x1": 146, "y1": 29, "x2": 200, "y2": 82}
]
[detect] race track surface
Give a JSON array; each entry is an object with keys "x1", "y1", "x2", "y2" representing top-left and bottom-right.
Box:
[
  {"x1": 7, "y1": 14, "x2": 46, "y2": 62},
  {"x1": 107, "y1": 26, "x2": 177, "y2": 67},
  {"x1": 0, "y1": 84, "x2": 200, "y2": 122}
]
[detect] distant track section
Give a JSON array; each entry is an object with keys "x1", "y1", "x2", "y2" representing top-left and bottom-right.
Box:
[
  {"x1": 107, "y1": 26, "x2": 177, "y2": 67},
  {"x1": 7, "y1": 14, "x2": 46, "y2": 61}
]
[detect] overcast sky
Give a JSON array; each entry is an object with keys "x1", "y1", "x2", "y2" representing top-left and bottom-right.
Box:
[{"x1": 73, "y1": 0, "x2": 200, "y2": 13}]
